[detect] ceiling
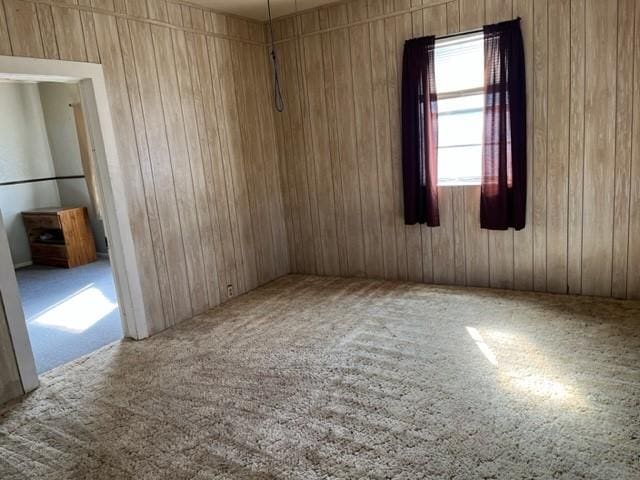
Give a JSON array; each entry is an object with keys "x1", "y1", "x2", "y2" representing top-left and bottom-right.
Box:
[{"x1": 188, "y1": 0, "x2": 337, "y2": 21}]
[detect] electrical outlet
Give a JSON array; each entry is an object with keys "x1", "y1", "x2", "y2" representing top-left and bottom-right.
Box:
[{"x1": 227, "y1": 284, "x2": 234, "y2": 298}]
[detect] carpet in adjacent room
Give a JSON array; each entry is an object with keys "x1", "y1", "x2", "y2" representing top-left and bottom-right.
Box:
[{"x1": 15, "y1": 258, "x2": 122, "y2": 373}]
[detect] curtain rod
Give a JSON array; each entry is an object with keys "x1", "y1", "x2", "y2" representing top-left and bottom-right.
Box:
[
  {"x1": 433, "y1": 17, "x2": 521, "y2": 41},
  {"x1": 436, "y1": 28, "x2": 482, "y2": 41}
]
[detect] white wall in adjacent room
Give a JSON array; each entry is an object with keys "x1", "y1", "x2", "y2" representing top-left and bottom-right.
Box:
[
  {"x1": 0, "y1": 82, "x2": 55, "y2": 183},
  {"x1": 0, "y1": 82, "x2": 61, "y2": 267}
]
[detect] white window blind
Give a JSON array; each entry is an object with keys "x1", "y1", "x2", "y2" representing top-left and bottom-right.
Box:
[{"x1": 434, "y1": 32, "x2": 484, "y2": 186}]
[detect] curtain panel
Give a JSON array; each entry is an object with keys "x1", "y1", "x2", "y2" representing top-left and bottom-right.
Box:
[
  {"x1": 401, "y1": 36, "x2": 439, "y2": 227},
  {"x1": 481, "y1": 18, "x2": 527, "y2": 230}
]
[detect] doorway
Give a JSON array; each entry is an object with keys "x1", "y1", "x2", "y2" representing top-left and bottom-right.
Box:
[
  {"x1": 0, "y1": 79, "x2": 123, "y2": 374},
  {"x1": 0, "y1": 55, "x2": 148, "y2": 401}
]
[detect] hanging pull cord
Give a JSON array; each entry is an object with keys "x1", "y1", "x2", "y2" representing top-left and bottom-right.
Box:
[
  {"x1": 270, "y1": 47, "x2": 284, "y2": 112},
  {"x1": 267, "y1": 0, "x2": 284, "y2": 112}
]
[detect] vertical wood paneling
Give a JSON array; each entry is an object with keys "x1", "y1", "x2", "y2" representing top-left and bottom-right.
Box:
[
  {"x1": 351, "y1": 22, "x2": 385, "y2": 278},
  {"x1": 296, "y1": 24, "x2": 325, "y2": 277},
  {"x1": 291, "y1": 37, "x2": 319, "y2": 275},
  {"x1": 93, "y1": 13, "x2": 167, "y2": 333},
  {"x1": 91, "y1": 0, "x2": 114, "y2": 12},
  {"x1": 125, "y1": 0, "x2": 146, "y2": 18},
  {"x1": 348, "y1": 0, "x2": 368, "y2": 23},
  {"x1": 273, "y1": 0, "x2": 638, "y2": 301},
  {"x1": 4, "y1": 0, "x2": 44, "y2": 58},
  {"x1": 233, "y1": 41, "x2": 266, "y2": 285},
  {"x1": 321, "y1": 29, "x2": 348, "y2": 276},
  {"x1": 116, "y1": 17, "x2": 173, "y2": 328},
  {"x1": 532, "y1": 0, "x2": 548, "y2": 292},
  {"x1": 128, "y1": 20, "x2": 192, "y2": 323},
  {"x1": 112, "y1": 0, "x2": 124, "y2": 15},
  {"x1": 223, "y1": 38, "x2": 260, "y2": 291},
  {"x1": 581, "y1": 0, "x2": 618, "y2": 296},
  {"x1": 302, "y1": 33, "x2": 340, "y2": 275},
  {"x1": 36, "y1": 3, "x2": 59, "y2": 59},
  {"x1": 147, "y1": 0, "x2": 168, "y2": 23},
  {"x1": 253, "y1": 46, "x2": 289, "y2": 277},
  {"x1": 385, "y1": 11, "x2": 408, "y2": 280},
  {"x1": 459, "y1": 0, "x2": 484, "y2": 33},
  {"x1": 628, "y1": 0, "x2": 640, "y2": 299},
  {"x1": 370, "y1": 17, "x2": 398, "y2": 279},
  {"x1": 0, "y1": 0, "x2": 12, "y2": 55},
  {"x1": 80, "y1": 10, "x2": 99, "y2": 62},
  {"x1": 545, "y1": 0, "x2": 570, "y2": 294},
  {"x1": 331, "y1": 23, "x2": 366, "y2": 276},
  {"x1": 240, "y1": 43, "x2": 277, "y2": 284},
  {"x1": 170, "y1": 26, "x2": 221, "y2": 307},
  {"x1": 611, "y1": 0, "x2": 636, "y2": 298},
  {"x1": 567, "y1": 0, "x2": 585, "y2": 294},
  {"x1": 278, "y1": 40, "x2": 308, "y2": 274},
  {"x1": 203, "y1": 34, "x2": 245, "y2": 295},
  {"x1": 187, "y1": 33, "x2": 233, "y2": 302},
  {"x1": 274, "y1": 41, "x2": 303, "y2": 273},
  {"x1": 51, "y1": 6, "x2": 86, "y2": 61},
  {"x1": 211, "y1": 12, "x2": 227, "y2": 35}
]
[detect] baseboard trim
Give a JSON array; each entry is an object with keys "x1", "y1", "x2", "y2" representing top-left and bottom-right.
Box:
[{"x1": 14, "y1": 261, "x2": 33, "y2": 270}]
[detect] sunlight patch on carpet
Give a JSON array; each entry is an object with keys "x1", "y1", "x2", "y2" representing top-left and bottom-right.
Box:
[
  {"x1": 32, "y1": 286, "x2": 117, "y2": 333},
  {"x1": 466, "y1": 325, "x2": 582, "y2": 405}
]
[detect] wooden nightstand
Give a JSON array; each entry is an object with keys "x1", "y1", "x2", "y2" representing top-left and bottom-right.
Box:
[{"x1": 21, "y1": 207, "x2": 97, "y2": 268}]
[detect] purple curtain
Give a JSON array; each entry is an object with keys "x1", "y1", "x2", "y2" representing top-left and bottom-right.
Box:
[
  {"x1": 402, "y1": 36, "x2": 439, "y2": 226},
  {"x1": 481, "y1": 19, "x2": 527, "y2": 230}
]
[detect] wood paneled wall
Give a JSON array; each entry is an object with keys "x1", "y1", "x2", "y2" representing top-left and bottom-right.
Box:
[
  {"x1": 0, "y1": 0, "x2": 289, "y2": 335},
  {"x1": 271, "y1": 0, "x2": 640, "y2": 300}
]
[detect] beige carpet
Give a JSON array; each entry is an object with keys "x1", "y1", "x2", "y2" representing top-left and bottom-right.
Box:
[{"x1": 1, "y1": 275, "x2": 639, "y2": 479}]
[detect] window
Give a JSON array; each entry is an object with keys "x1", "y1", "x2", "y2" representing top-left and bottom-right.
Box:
[{"x1": 434, "y1": 32, "x2": 484, "y2": 186}]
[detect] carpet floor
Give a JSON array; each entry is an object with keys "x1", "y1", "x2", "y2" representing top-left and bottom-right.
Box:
[
  {"x1": 0, "y1": 275, "x2": 639, "y2": 479},
  {"x1": 16, "y1": 259, "x2": 123, "y2": 373}
]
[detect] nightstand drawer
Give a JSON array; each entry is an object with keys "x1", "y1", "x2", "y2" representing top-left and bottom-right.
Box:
[
  {"x1": 30, "y1": 243, "x2": 68, "y2": 259},
  {"x1": 31, "y1": 256, "x2": 71, "y2": 268},
  {"x1": 22, "y1": 214, "x2": 62, "y2": 230}
]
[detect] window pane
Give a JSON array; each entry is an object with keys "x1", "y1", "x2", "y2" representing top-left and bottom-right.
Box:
[
  {"x1": 438, "y1": 110, "x2": 484, "y2": 148},
  {"x1": 437, "y1": 145, "x2": 482, "y2": 185},
  {"x1": 434, "y1": 33, "x2": 484, "y2": 94},
  {"x1": 438, "y1": 94, "x2": 484, "y2": 114}
]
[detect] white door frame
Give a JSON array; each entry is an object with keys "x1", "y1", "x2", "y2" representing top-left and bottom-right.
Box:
[
  {"x1": 0, "y1": 213, "x2": 38, "y2": 392},
  {"x1": 0, "y1": 55, "x2": 149, "y2": 394}
]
